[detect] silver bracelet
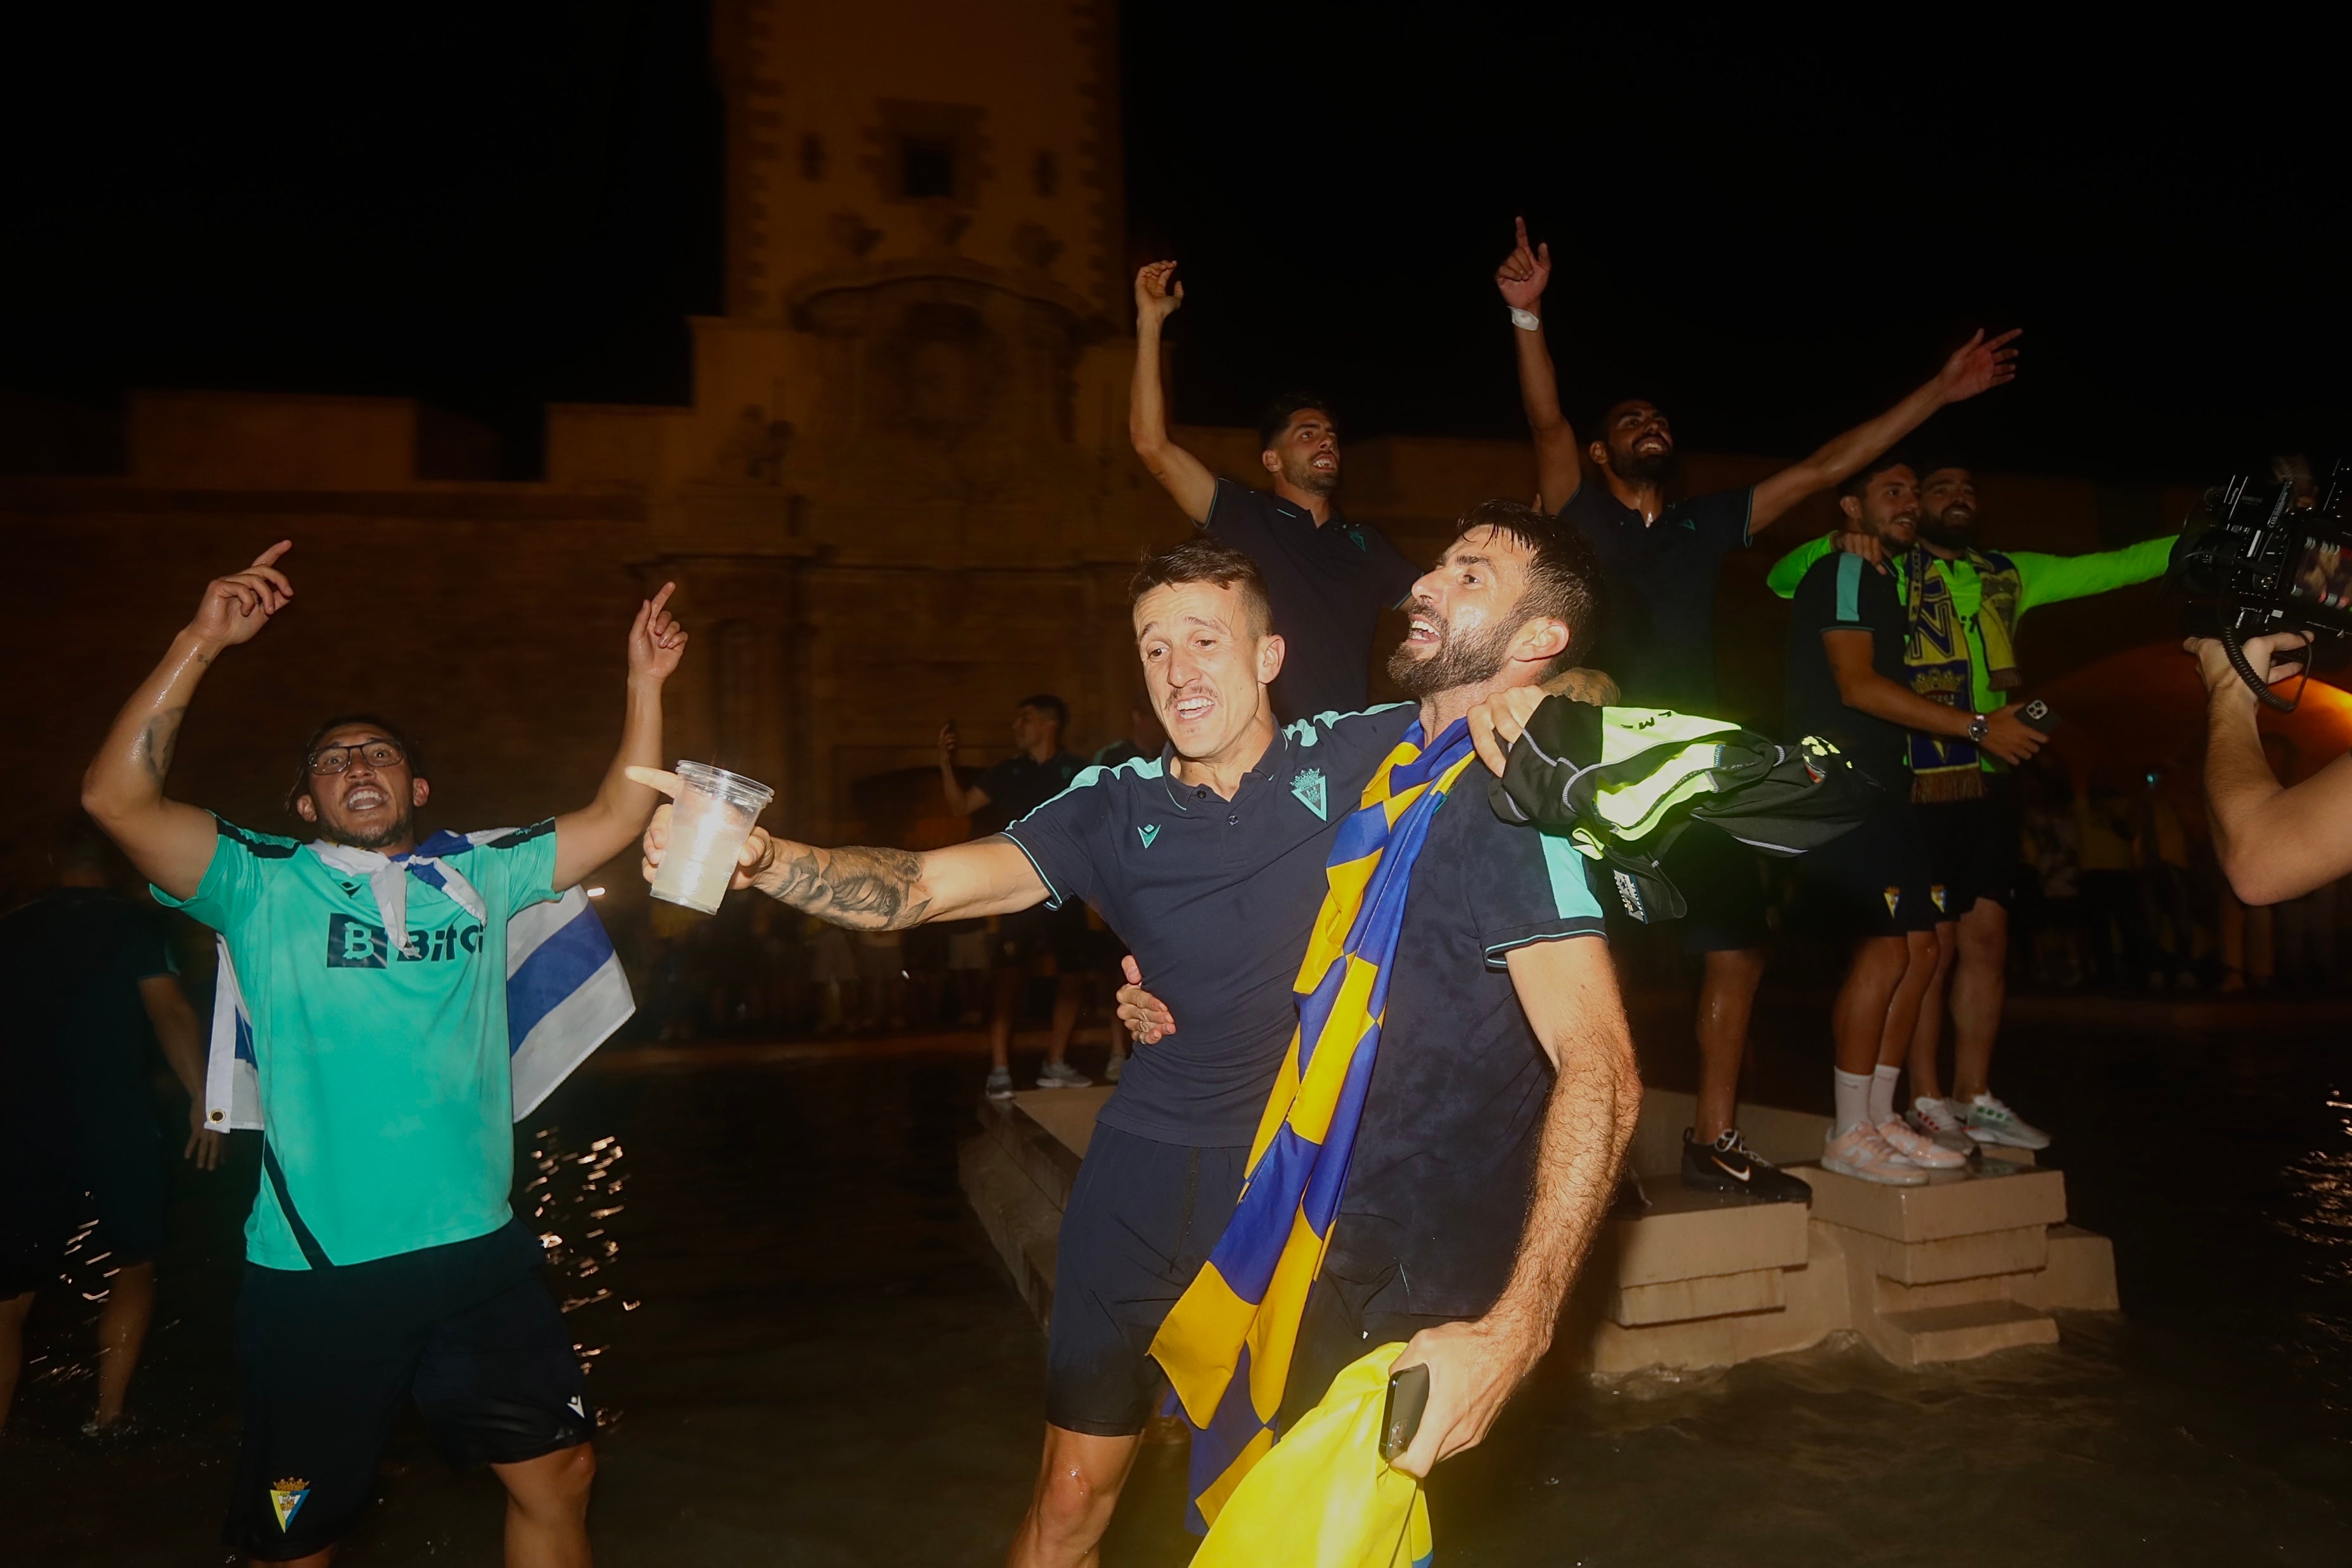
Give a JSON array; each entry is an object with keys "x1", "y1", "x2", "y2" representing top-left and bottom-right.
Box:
[{"x1": 1508, "y1": 307, "x2": 1542, "y2": 332}]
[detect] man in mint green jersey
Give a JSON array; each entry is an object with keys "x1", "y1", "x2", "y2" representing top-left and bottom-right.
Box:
[
  {"x1": 81, "y1": 541, "x2": 686, "y2": 1567},
  {"x1": 1765, "y1": 462, "x2": 2172, "y2": 1155}
]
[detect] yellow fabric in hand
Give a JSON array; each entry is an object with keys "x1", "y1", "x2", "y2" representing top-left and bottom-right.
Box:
[{"x1": 1193, "y1": 1343, "x2": 1435, "y2": 1568}]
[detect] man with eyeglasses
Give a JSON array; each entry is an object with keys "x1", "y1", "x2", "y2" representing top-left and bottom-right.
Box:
[{"x1": 80, "y1": 541, "x2": 686, "y2": 1567}]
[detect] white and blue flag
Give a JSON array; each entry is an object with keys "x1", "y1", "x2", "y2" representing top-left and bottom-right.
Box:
[{"x1": 203, "y1": 829, "x2": 636, "y2": 1130}]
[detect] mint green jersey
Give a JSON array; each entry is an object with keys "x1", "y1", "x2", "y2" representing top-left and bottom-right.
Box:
[{"x1": 158, "y1": 817, "x2": 558, "y2": 1269}]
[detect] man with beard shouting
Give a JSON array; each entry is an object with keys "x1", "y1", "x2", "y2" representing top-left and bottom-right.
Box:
[
  {"x1": 1767, "y1": 458, "x2": 2172, "y2": 1154},
  {"x1": 1129, "y1": 259, "x2": 1422, "y2": 721},
  {"x1": 81, "y1": 541, "x2": 684, "y2": 1565},
  {"x1": 1494, "y1": 217, "x2": 2021, "y2": 1204}
]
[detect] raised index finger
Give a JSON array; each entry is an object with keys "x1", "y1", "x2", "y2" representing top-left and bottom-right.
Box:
[{"x1": 252, "y1": 539, "x2": 293, "y2": 569}]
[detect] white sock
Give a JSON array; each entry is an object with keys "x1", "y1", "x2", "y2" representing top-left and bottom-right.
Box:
[
  {"x1": 1870, "y1": 1065, "x2": 1902, "y2": 1126},
  {"x1": 1834, "y1": 1069, "x2": 1873, "y2": 1136}
]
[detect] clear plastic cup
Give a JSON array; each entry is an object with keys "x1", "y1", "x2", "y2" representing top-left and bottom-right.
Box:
[{"x1": 649, "y1": 761, "x2": 775, "y2": 914}]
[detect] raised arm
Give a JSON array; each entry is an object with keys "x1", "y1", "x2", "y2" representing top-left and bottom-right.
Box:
[
  {"x1": 1822, "y1": 629, "x2": 2043, "y2": 765},
  {"x1": 1389, "y1": 934, "x2": 1638, "y2": 1477},
  {"x1": 551, "y1": 585, "x2": 688, "y2": 890},
  {"x1": 937, "y1": 722, "x2": 991, "y2": 817},
  {"x1": 82, "y1": 542, "x2": 296, "y2": 899},
  {"x1": 634, "y1": 778, "x2": 1050, "y2": 929},
  {"x1": 1129, "y1": 261, "x2": 1218, "y2": 524},
  {"x1": 2010, "y1": 534, "x2": 2175, "y2": 614},
  {"x1": 1496, "y1": 218, "x2": 1583, "y2": 514},
  {"x1": 1749, "y1": 329, "x2": 2022, "y2": 533}
]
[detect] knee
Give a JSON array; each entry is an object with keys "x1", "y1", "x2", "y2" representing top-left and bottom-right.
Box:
[{"x1": 506, "y1": 1441, "x2": 596, "y2": 1517}]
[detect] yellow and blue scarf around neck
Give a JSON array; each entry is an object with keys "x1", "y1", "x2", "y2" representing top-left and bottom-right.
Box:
[{"x1": 1150, "y1": 714, "x2": 1478, "y2": 1534}]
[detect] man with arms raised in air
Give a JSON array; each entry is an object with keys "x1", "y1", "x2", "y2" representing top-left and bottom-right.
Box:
[
  {"x1": 1783, "y1": 459, "x2": 2045, "y2": 1185},
  {"x1": 82, "y1": 541, "x2": 685, "y2": 1567},
  {"x1": 638, "y1": 527, "x2": 1623, "y2": 1564},
  {"x1": 1495, "y1": 217, "x2": 2021, "y2": 1204},
  {"x1": 1766, "y1": 459, "x2": 2171, "y2": 1154},
  {"x1": 1129, "y1": 259, "x2": 1422, "y2": 721}
]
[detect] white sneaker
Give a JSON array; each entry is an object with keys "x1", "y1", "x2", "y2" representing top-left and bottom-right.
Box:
[
  {"x1": 1961, "y1": 1093, "x2": 2051, "y2": 1150},
  {"x1": 1036, "y1": 1060, "x2": 1091, "y2": 1089},
  {"x1": 1878, "y1": 1117, "x2": 1969, "y2": 1170},
  {"x1": 1822, "y1": 1124, "x2": 1928, "y2": 1186},
  {"x1": 1906, "y1": 1096, "x2": 1979, "y2": 1157}
]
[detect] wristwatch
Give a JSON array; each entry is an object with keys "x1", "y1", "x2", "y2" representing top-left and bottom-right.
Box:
[{"x1": 1967, "y1": 714, "x2": 1991, "y2": 744}]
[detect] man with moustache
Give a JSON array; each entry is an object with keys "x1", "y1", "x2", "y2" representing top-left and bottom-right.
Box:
[
  {"x1": 636, "y1": 521, "x2": 1628, "y2": 1563},
  {"x1": 1783, "y1": 458, "x2": 2048, "y2": 1185},
  {"x1": 1493, "y1": 217, "x2": 2023, "y2": 1203},
  {"x1": 1767, "y1": 461, "x2": 2172, "y2": 1152},
  {"x1": 1128, "y1": 259, "x2": 1422, "y2": 720},
  {"x1": 80, "y1": 542, "x2": 685, "y2": 1565}
]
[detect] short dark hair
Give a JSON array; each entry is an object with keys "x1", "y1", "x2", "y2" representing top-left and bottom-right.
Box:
[
  {"x1": 288, "y1": 712, "x2": 423, "y2": 814},
  {"x1": 1257, "y1": 392, "x2": 1336, "y2": 453},
  {"x1": 1453, "y1": 499, "x2": 1605, "y2": 672},
  {"x1": 53, "y1": 811, "x2": 120, "y2": 874},
  {"x1": 1912, "y1": 454, "x2": 1972, "y2": 483},
  {"x1": 1837, "y1": 449, "x2": 1916, "y2": 502},
  {"x1": 1017, "y1": 694, "x2": 1069, "y2": 729},
  {"x1": 1584, "y1": 392, "x2": 1665, "y2": 440},
  {"x1": 1129, "y1": 538, "x2": 1273, "y2": 638}
]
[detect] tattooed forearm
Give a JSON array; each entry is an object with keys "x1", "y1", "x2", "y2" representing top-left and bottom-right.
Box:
[
  {"x1": 754, "y1": 842, "x2": 932, "y2": 930},
  {"x1": 132, "y1": 706, "x2": 189, "y2": 783}
]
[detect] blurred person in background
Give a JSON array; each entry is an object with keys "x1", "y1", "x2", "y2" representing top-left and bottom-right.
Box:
[
  {"x1": 1, "y1": 814, "x2": 221, "y2": 1437},
  {"x1": 2076, "y1": 776, "x2": 2157, "y2": 988}
]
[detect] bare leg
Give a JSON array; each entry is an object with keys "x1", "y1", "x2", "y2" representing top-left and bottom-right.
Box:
[
  {"x1": 92, "y1": 1260, "x2": 156, "y2": 1429},
  {"x1": 1693, "y1": 947, "x2": 1767, "y2": 1143},
  {"x1": 1005, "y1": 1425, "x2": 1144, "y2": 1568},
  {"x1": 492, "y1": 1441, "x2": 596, "y2": 1568},
  {"x1": 1878, "y1": 930, "x2": 1941, "y2": 1074},
  {"x1": 0, "y1": 1290, "x2": 32, "y2": 1432},
  {"x1": 989, "y1": 965, "x2": 1024, "y2": 1072},
  {"x1": 1948, "y1": 899, "x2": 2009, "y2": 1102},
  {"x1": 1904, "y1": 923, "x2": 1960, "y2": 1102},
  {"x1": 1834, "y1": 937, "x2": 1913, "y2": 1077},
  {"x1": 1044, "y1": 973, "x2": 1083, "y2": 1069}
]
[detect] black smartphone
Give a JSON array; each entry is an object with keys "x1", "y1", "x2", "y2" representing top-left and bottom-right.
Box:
[
  {"x1": 1380, "y1": 1363, "x2": 1430, "y2": 1463},
  {"x1": 2015, "y1": 698, "x2": 2060, "y2": 735}
]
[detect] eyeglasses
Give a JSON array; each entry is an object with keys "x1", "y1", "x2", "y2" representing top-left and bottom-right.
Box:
[{"x1": 307, "y1": 740, "x2": 406, "y2": 776}]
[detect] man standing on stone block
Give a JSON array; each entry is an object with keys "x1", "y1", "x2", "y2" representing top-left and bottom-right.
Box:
[
  {"x1": 1128, "y1": 259, "x2": 1422, "y2": 721},
  {"x1": 81, "y1": 539, "x2": 685, "y2": 1567},
  {"x1": 1494, "y1": 215, "x2": 2021, "y2": 1204},
  {"x1": 1765, "y1": 460, "x2": 2172, "y2": 1155},
  {"x1": 637, "y1": 523, "x2": 1629, "y2": 1565}
]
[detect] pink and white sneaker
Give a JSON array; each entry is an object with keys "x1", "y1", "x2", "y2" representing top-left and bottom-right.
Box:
[
  {"x1": 1878, "y1": 1117, "x2": 1970, "y2": 1170},
  {"x1": 1822, "y1": 1124, "x2": 1928, "y2": 1186}
]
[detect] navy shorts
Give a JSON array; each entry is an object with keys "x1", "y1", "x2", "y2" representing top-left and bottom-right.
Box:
[
  {"x1": 1797, "y1": 797, "x2": 1941, "y2": 937},
  {"x1": 1276, "y1": 1267, "x2": 1456, "y2": 1434},
  {"x1": 1918, "y1": 778, "x2": 2020, "y2": 918},
  {"x1": 1658, "y1": 820, "x2": 1773, "y2": 954},
  {"x1": 226, "y1": 1221, "x2": 593, "y2": 1562},
  {"x1": 1045, "y1": 1125, "x2": 1247, "y2": 1436}
]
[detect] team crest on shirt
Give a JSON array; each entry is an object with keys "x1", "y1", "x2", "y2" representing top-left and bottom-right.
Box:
[
  {"x1": 1290, "y1": 768, "x2": 1328, "y2": 821},
  {"x1": 1931, "y1": 884, "x2": 1950, "y2": 915},
  {"x1": 1882, "y1": 887, "x2": 1903, "y2": 917},
  {"x1": 271, "y1": 1477, "x2": 311, "y2": 1533},
  {"x1": 1137, "y1": 824, "x2": 1160, "y2": 849}
]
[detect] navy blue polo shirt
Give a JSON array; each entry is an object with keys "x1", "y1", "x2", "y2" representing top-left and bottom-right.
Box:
[
  {"x1": 1555, "y1": 482, "x2": 1754, "y2": 712},
  {"x1": 1204, "y1": 478, "x2": 1421, "y2": 723},
  {"x1": 1004, "y1": 704, "x2": 1418, "y2": 1145}
]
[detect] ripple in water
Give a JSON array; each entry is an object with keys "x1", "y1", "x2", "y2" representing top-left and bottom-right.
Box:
[{"x1": 524, "y1": 1125, "x2": 634, "y2": 1429}]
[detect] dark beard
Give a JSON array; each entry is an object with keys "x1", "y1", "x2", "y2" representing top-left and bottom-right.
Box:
[
  {"x1": 1285, "y1": 457, "x2": 1339, "y2": 498},
  {"x1": 1387, "y1": 612, "x2": 1515, "y2": 698},
  {"x1": 1918, "y1": 509, "x2": 1972, "y2": 550},
  {"x1": 322, "y1": 807, "x2": 414, "y2": 851},
  {"x1": 1613, "y1": 445, "x2": 1680, "y2": 487}
]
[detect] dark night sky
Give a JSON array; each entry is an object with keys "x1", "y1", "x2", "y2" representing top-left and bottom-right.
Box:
[{"x1": 3, "y1": 4, "x2": 2345, "y2": 482}]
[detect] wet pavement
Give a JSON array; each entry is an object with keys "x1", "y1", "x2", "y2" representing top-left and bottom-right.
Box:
[{"x1": 3, "y1": 1012, "x2": 2349, "y2": 1564}]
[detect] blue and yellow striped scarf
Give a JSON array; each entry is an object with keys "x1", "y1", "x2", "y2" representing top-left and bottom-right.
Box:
[{"x1": 1151, "y1": 716, "x2": 1478, "y2": 1533}]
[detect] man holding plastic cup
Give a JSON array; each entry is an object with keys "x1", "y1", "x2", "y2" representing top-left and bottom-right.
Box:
[
  {"x1": 634, "y1": 526, "x2": 1633, "y2": 1567},
  {"x1": 80, "y1": 541, "x2": 685, "y2": 1566}
]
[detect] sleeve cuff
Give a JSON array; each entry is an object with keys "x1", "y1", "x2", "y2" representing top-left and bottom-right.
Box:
[
  {"x1": 998, "y1": 830, "x2": 1067, "y2": 910},
  {"x1": 1483, "y1": 918, "x2": 1607, "y2": 969}
]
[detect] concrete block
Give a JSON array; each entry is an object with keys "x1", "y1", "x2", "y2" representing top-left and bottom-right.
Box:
[
  {"x1": 1624, "y1": 1089, "x2": 1833, "y2": 1175},
  {"x1": 1010, "y1": 1086, "x2": 1114, "y2": 1161},
  {"x1": 1606, "y1": 1268, "x2": 1785, "y2": 1327},
  {"x1": 1822, "y1": 1221, "x2": 2048, "y2": 1285},
  {"x1": 1727, "y1": 1221, "x2": 1852, "y2": 1362},
  {"x1": 1606, "y1": 1176, "x2": 1811, "y2": 1287},
  {"x1": 957, "y1": 1131, "x2": 1063, "y2": 1330},
  {"x1": 1794, "y1": 1162, "x2": 2066, "y2": 1243},
  {"x1": 1873, "y1": 1271, "x2": 2041, "y2": 1313},
  {"x1": 1583, "y1": 1308, "x2": 1741, "y2": 1375},
  {"x1": 1868, "y1": 1299, "x2": 2059, "y2": 1366},
  {"x1": 2008, "y1": 1225, "x2": 2120, "y2": 1312}
]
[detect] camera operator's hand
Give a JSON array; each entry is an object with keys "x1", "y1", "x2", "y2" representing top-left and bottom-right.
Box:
[
  {"x1": 2185, "y1": 631, "x2": 2311, "y2": 705},
  {"x1": 1981, "y1": 707, "x2": 2048, "y2": 766},
  {"x1": 1832, "y1": 530, "x2": 1891, "y2": 575}
]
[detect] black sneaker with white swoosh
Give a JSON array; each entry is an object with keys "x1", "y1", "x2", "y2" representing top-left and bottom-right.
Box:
[{"x1": 1681, "y1": 1128, "x2": 1813, "y2": 1205}]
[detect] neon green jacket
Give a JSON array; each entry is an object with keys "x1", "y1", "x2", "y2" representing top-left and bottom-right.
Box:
[{"x1": 1764, "y1": 533, "x2": 2174, "y2": 719}]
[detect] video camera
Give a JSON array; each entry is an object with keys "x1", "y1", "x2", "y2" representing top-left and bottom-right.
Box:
[{"x1": 2167, "y1": 461, "x2": 2349, "y2": 710}]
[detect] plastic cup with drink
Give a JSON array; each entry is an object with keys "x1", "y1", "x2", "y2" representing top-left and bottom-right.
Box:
[{"x1": 647, "y1": 761, "x2": 775, "y2": 914}]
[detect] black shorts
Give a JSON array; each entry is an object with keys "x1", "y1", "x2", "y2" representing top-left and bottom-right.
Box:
[
  {"x1": 997, "y1": 902, "x2": 1094, "y2": 974},
  {"x1": 1796, "y1": 796, "x2": 1941, "y2": 937},
  {"x1": 1044, "y1": 1125, "x2": 1247, "y2": 1436},
  {"x1": 0, "y1": 1122, "x2": 167, "y2": 1297},
  {"x1": 1917, "y1": 778, "x2": 2019, "y2": 918},
  {"x1": 0, "y1": 1160, "x2": 76, "y2": 1299},
  {"x1": 226, "y1": 1221, "x2": 593, "y2": 1562},
  {"x1": 1658, "y1": 820, "x2": 1772, "y2": 954}
]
